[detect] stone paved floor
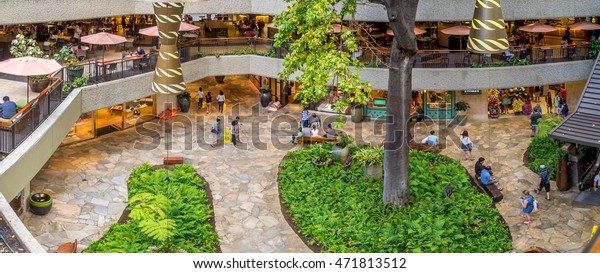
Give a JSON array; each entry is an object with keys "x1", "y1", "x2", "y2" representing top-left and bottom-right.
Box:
[{"x1": 21, "y1": 76, "x2": 600, "y2": 252}]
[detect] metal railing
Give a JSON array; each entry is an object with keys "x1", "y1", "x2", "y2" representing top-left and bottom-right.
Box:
[
  {"x1": 64, "y1": 38, "x2": 596, "y2": 86},
  {"x1": 0, "y1": 76, "x2": 63, "y2": 154}
]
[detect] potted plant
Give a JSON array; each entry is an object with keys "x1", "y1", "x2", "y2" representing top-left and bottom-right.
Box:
[
  {"x1": 454, "y1": 100, "x2": 470, "y2": 126},
  {"x1": 10, "y1": 34, "x2": 51, "y2": 93},
  {"x1": 332, "y1": 131, "x2": 354, "y2": 161},
  {"x1": 259, "y1": 88, "x2": 272, "y2": 107},
  {"x1": 214, "y1": 75, "x2": 225, "y2": 84},
  {"x1": 62, "y1": 75, "x2": 89, "y2": 98},
  {"x1": 29, "y1": 192, "x2": 53, "y2": 215},
  {"x1": 589, "y1": 39, "x2": 600, "y2": 59},
  {"x1": 353, "y1": 145, "x2": 384, "y2": 179},
  {"x1": 176, "y1": 91, "x2": 191, "y2": 113},
  {"x1": 54, "y1": 46, "x2": 83, "y2": 82},
  {"x1": 348, "y1": 91, "x2": 369, "y2": 123}
]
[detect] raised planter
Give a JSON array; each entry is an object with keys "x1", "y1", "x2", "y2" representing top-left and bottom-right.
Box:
[
  {"x1": 177, "y1": 97, "x2": 190, "y2": 113},
  {"x1": 29, "y1": 192, "x2": 53, "y2": 216},
  {"x1": 351, "y1": 105, "x2": 364, "y2": 123},
  {"x1": 28, "y1": 78, "x2": 51, "y2": 93},
  {"x1": 332, "y1": 145, "x2": 349, "y2": 162},
  {"x1": 363, "y1": 164, "x2": 383, "y2": 180},
  {"x1": 259, "y1": 89, "x2": 271, "y2": 108},
  {"x1": 67, "y1": 68, "x2": 84, "y2": 82}
]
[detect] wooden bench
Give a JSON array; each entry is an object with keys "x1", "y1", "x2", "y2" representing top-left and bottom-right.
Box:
[
  {"x1": 468, "y1": 173, "x2": 503, "y2": 202},
  {"x1": 163, "y1": 156, "x2": 184, "y2": 165},
  {"x1": 409, "y1": 141, "x2": 441, "y2": 153},
  {"x1": 295, "y1": 136, "x2": 337, "y2": 146}
]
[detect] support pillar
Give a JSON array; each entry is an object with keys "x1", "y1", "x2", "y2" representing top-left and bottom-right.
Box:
[{"x1": 152, "y1": 2, "x2": 186, "y2": 114}]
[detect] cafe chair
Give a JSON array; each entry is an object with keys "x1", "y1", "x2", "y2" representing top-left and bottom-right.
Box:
[
  {"x1": 106, "y1": 63, "x2": 117, "y2": 79},
  {"x1": 138, "y1": 56, "x2": 150, "y2": 71}
]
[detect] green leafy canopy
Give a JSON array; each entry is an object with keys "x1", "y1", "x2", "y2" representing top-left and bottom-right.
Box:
[{"x1": 274, "y1": 0, "x2": 371, "y2": 114}]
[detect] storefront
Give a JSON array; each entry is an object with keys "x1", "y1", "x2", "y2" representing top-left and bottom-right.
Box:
[
  {"x1": 62, "y1": 96, "x2": 156, "y2": 145},
  {"x1": 363, "y1": 89, "x2": 456, "y2": 119}
]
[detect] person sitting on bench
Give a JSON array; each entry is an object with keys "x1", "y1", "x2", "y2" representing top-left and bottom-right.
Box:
[
  {"x1": 291, "y1": 127, "x2": 303, "y2": 144},
  {"x1": 420, "y1": 130, "x2": 439, "y2": 147},
  {"x1": 480, "y1": 166, "x2": 502, "y2": 191},
  {"x1": 0, "y1": 96, "x2": 17, "y2": 119}
]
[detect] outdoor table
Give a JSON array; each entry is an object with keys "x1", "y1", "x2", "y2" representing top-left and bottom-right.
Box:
[
  {"x1": 95, "y1": 59, "x2": 120, "y2": 81},
  {"x1": 123, "y1": 54, "x2": 143, "y2": 70},
  {"x1": 182, "y1": 33, "x2": 198, "y2": 39}
]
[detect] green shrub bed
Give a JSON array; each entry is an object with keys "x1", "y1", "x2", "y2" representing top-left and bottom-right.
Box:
[
  {"x1": 84, "y1": 164, "x2": 220, "y2": 253},
  {"x1": 527, "y1": 115, "x2": 566, "y2": 178},
  {"x1": 278, "y1": 145, "x2": 512, "y2": 253}
]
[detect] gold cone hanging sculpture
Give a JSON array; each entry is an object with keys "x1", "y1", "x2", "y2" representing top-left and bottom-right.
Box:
[
  {"x1": 152, "y1": 2, "x2": 186, "y2": 94},
  {"x1": 467, "y1": 0, "x2": 509, "y2": 54}
]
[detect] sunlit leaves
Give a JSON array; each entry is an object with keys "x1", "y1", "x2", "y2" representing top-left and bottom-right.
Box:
[{"x1": 274, "y1": 0, "x2": 371, "y2": 112}]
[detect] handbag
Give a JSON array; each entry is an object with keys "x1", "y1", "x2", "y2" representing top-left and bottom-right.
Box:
[{"x1": 467, "y1": 142, "x2": 474, "y2": 149}]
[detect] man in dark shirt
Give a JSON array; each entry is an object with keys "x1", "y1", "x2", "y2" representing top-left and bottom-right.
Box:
[
  {"x1": 530, "y1": 109, "x2": 542, "y2": 137},
  {"x1": 475, "y1": 157, "x2": 487, "y2": 178},
  {"x1": 0, "y1": 96, "x2": 17, "y2": 119}
]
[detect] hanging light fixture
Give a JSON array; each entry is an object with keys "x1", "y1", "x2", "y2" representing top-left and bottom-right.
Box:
[{"x1": 467, "y1": 0, "x2": 509, "y2": 54}]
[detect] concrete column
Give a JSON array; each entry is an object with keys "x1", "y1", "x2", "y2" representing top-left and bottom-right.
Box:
[
  {"x1": 565, "y1": 79, "x2": 586, "y2": 110},
  {"x1": 151, "y1": 2, "x2": 186, "y2": 95},
  {"x1": 455, "y1": 90, "x2": 488, "y2": 120}
]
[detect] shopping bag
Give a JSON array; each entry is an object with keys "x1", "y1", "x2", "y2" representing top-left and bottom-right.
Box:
[
  {"x1": 202, "y1": 101, "x2": 206, "y2": 108},
  {"x1": 223, "y1": 103, "x2": 227, "y2": 112}
]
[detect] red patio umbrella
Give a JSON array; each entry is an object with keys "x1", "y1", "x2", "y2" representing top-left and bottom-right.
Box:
[
  {"x1": 0, "y1": 56, "x2": 62, "y2": 102},
  {"x1": 569, "y1": 21, "x2": 600, "y2": 31},
  {"x1": 518, "y1": 23, "x2": 557, "y2": 33},
  {"x1": 329, "y1": 24, "x2": 353, "y2": 34},
  {"x1": 138, "y1": 22, "x2": 200, "y2": 37},
  {"x1": 385, "y1": 26, "x2": 427, "y2": 36}
]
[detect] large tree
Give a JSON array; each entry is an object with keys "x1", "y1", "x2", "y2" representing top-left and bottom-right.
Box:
[{"x1": 274, "y1": 0, "x2": 419, "y2": 206}]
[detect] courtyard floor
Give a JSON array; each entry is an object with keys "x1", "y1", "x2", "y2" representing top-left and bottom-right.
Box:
[{"x1": 21, "y1": 76, "x2": 599, "y2": 253}]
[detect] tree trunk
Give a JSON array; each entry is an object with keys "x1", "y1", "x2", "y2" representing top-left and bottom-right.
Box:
[{"x1": 381, "y1": 0, "x2": 419, "y2": 206}]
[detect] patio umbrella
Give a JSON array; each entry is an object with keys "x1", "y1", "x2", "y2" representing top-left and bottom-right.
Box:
[
  {"x1": 569, "y1": 21, "x2": 600, "y2": 31},
  {"x1": 0, "y1": 56, "x2": 62, "y2": 102},
  {"x1": 441, "y1": 25, "x2": 471, "y2": 49},
  {"x1": 138, "y1": 22, "x2": 200, "y2": 37},
  {"x1": 441, "y1": 25, "x2": 471, "y2": 36},
  {"x1": 385, "y1": 26, "x2": 427, "y2": 36},
  {"x1": 329, "y1": 24, "x2": 353, "y2": 34},
  {"x1": 80, "y1": 32, "x2": 127, "y2": 61},
  {"x1": 518, "y1": 23, "x2": 557, "y2": 33}
]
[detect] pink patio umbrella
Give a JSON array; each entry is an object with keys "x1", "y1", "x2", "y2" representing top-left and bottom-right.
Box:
[
  {"x1": 0, "y1": 56, "x2": 62, "y2": 102},
  {"x1": 138, "y1": 22, "x2": 200, "y2": 37},
  {"x1": 441, "y1": 25, "x2": 471, "y2": 49},
  {"x1": 569, "y1": 21, "x2": 600, "y2": 31},
  {"x1": 80, "y1": 32, "x2": 127, "y2": 61},
  {"x1": 518, "y1": 23, "x2": 557, "y2": 33},
  {"x1": 385, "y1": 26, "x2": 427, "y2": 36},
  {"x1": 440, "y1": 25, "x2": 471, "y2": 36}
]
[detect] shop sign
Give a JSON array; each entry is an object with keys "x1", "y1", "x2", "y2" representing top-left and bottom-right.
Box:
[{"x1": 462, "y1": 89, "x2": 481, "y2": 95}]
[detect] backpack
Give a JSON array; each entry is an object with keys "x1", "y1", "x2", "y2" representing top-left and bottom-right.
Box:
[
  {"x1": 210, "y1": 125, "x2": 217, "y2": 134},
  {"x1": 533, "y1": 198, "x2": 539, "y2": 211},
  {"x1": 540, "y1": 169, "x2": 550, "y2": 184}
]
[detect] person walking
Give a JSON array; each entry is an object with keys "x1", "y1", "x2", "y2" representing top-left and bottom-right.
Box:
[
  {"x1": 560, "y1": 99, "x2": 569, "y2": 118},
  {"x1": 545, "y1": 91, "x2": 553, "y2": 113},
  {"x1": 197, "y1": 87, "x2": 204, "y2": 110},
  {"x1": 210, "y1": 117, "x2": 222, "y2": 147},
  {"x1": 217, "y1": 90, "x2": 225, "y2": 113},
  {"x1": 231, "y1": 119, "x2": 239, "y2": 147},
  {"x1": 234, "y1": 116, "x2": 241, "y2": 144},
  {"x1": 520, "y1": 190, "x2": 534, "y2": 225},
  {"x1": 205, "y1": 92, "x2": 213, "y2": 114},
  {"x1": 530, "y1": 109, "x2": 542, "y2": 137},
  {"x1": 535, "y1": 164, "x2": 551, "y2": 200},
  {"x1": 301, "y1": 108, "x2": 309, "y2": 128},
  {"x1": 554, "y1": 93, "x2": 561, "y2": 115},
  {"x1": 459, "y1": 130, "x2": 474, "y2": 161}
]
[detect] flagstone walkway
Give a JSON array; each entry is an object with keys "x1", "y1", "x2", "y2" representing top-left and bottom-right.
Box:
[{"x1": 21, "y1": 76, "x2": 600, "y2": 253}]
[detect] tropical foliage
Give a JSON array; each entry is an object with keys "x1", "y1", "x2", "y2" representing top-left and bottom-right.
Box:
[
  {"x1": 84, "y1": 164, "x2": 220, "y2": 253},
  {"x1": 527, "y1": 115, "x2": 566, "y2": 178},
  {"x1": 273, "y1": 0, "x2": 371, "y2": 112},
  {"x1": 278, "y1": 145, "x2": 512, "y2": 252},
  {"x1": 10, "y1": 34, "x2": 46, "y2": 58}
]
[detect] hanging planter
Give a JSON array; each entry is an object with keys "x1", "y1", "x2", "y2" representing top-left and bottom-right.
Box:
[{"x1": 29, "y1": 192, "x2": 53, "y2": 215}]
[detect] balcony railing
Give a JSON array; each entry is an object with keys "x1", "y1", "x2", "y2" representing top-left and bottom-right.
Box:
[{"x1": 0, "y1": 76, "x2": 63, "y2": 154}]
